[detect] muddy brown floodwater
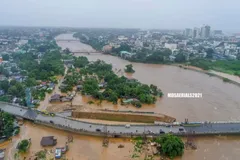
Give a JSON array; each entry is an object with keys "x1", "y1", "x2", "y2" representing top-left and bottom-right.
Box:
[
  {"x1": 56, "y1": 33, "x2": 240, "y2": 122},
  {"x1": 3, "y1": 33, "x2": 240, "y2": 160},
  {"x1": 2, "y1": 122, "x2": 240, "y2": 160}
]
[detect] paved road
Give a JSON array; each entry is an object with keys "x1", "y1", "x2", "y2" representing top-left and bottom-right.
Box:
[
  {"x1": 1, "y1": 103, "x2": 240, "y2": 136},
  {"x1": 0, "y1": 103, "x2": 181, "y2": 135}
]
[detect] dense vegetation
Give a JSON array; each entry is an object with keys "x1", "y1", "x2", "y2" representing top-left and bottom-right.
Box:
[
  {"x1": 0, "y1": 79, "x2": 25, "y2": 104},
  {"x1": 62, "y1": 56, "x2": 163, "y2": 106},
  {"x1": 0, "y1": 111, "x2": 15, "y2": 138},
  {"x1": 190, "y1": 59, "x2": 240, "y2": 76},
  {"x1": 12, "y1": 41, "x2": 64, "y2": 81},
  {"x1": 155, "y1": 134, "x2": 184, "y2": 159},
  {"x1": 73, "y1": 33, "x2": 106, "y2": 51},
  {"x1": 0, "y1": 65, "x2": 10, "y2": 77},
  {"x1": 132, "y1": 135, "x2": 184, "y2": 159},
  {"x1": 0, "y1": 36, "x2": 65, "y2": 105},
  {"x1": 124, "y1": 64, "x2": 135, "y2": 73}
]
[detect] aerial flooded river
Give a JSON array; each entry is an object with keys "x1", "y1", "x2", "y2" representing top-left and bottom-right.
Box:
[
  {"x1": 2, "y1": 33, "x2": 240, "y2": 160},
  {"x1": 56, "y1": 33, "x2": 240, "y2": 122},
  {"x1": 56, "y1": 33, "x2": 240, "y2": 160}
]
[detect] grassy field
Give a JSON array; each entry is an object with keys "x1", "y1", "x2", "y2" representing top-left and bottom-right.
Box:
[{"x1": 190, "y1": 59, "x2": 240, "y2": 76}]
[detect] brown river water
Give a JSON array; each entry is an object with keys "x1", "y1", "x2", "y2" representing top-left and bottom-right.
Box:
[
  {"x1": 56, "y1": 34, "x2": 240, "y2": 122},
  {"x1": 1, "y1": 33, "x2": 240, "y2": 160}
]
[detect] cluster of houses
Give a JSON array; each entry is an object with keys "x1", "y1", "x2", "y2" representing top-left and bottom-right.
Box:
[
  {"x1": 34, "y1": 81, "x2": 55, "y2": 91},
  {"x1": 49, "y1": 93, "x2": 75, "y2": 103},
  {"x1": 90, "y1": 29, "x2": 240, "y2": 61},
  {"x1": 40, "y1": 136, "x2": 68, "y2": 159}
]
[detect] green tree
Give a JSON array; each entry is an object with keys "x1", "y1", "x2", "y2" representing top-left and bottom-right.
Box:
[
  {"x1": 125, "y1": 64, "x2": 135, "y2": 73},
  {"x1": 155, "y1": 134, "x2": 184, "y2": 159},
  {"x1": 0, "y1": 80, "x2": 9, "y2": 92},
  {"x1": 25, "y1": 78, "x2": 37, "y2": 87},
  {"x1": 74, "y1": 56, "x2": 89, "y2": 68},
  {"x1": 11, "y1": 66, "x2": 18, "y2": 73},
  {"x1": 2, "y1": 69, "x2": 9, "y2": 77},
  {"x1": 82, "y1": 78, "x2": 99, "y2": 95},
  {"x1": 0, "y1": 112, "x2": 14, "y2": 137},
  {"x1": 2, "y1": 54, "x2": 9, "y2": 61},
  {"x1": 175, "y1": 53, "x2": 186, "y2": 63},
  {"x1": 18, "y1": 139, "x2": 30, "y2": 153},
  {"x1": 8, "y1": 82, "x2": 25, "y2": 97},
  {"x1": 8, "y1": 86, "x2": 18, "y2": 96},
  {"x1": 206, "y1": 48, "x2": 214, "y2": 59},
  {"x1": 63, "y1": 48, "x2": 71, "y2": 54}
]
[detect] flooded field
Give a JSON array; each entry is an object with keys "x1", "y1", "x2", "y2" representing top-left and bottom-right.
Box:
[
  {"x1": 2, "y1": 122, "x2": 240, "y2": 160},
  {"x1": 1, "y1": 122, "x2": 134, "y2": 160}
]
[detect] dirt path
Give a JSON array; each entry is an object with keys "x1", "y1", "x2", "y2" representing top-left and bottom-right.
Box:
[
  {"x1": 38, "y1": 65, "x2": 69, "y2": 111},
  {"x1": 7, "y1": 124, "x2": 28, "y2": 160}
]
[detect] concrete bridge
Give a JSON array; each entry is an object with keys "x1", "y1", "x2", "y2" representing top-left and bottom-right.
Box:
[
  {"x1": 1, "y1": 103, "x2": 240, "y2": 137},
  {"x1": 56, "y1": 39, "x2": 79, "y2": 42},
  {"x1": 71, "y1": 51, "x2": 102, "y2": 54}
]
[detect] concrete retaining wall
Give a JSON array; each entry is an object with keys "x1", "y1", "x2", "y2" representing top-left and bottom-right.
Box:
[{"x1": 71, "y1": 111, "x2": 175, "y2": 123}]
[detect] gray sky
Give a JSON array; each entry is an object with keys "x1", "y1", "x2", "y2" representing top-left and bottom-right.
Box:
[{"x1": 1, "y1": 0, "x2": 240, "y2": 32}]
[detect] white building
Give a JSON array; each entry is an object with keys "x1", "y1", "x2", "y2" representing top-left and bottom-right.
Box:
[
  {"x1": 135, "y1": 39, "x2": 143, "y2": 47},
  {"x1": 118, "y1": 36, "x2": 128, "y2": 41},
  {"x1": 200, "y1": 25, "x2": 211, "y2": 39},
  {"x1": 164, "y1": 43, "x2": 178, "y2": 50}
]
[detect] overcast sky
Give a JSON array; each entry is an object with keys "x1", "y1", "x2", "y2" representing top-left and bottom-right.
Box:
[{"x1": 1, "y1": 0, "x2": 240, "y2": 32}]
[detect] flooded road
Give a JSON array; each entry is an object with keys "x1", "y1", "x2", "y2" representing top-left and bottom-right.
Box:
[{"x1": 56, "y1": 33, "x2": 240, "y2": 122}]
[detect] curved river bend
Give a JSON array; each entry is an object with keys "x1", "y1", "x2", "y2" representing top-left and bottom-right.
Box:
[{"x1": 56, "y1": 33, "x2": 240, "y2": 122}]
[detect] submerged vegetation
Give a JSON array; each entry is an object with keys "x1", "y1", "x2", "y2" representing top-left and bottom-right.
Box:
[
  {"x1": 0, "y1": 111, "x2": 16, "y2": 138},
  {"x1": 62, "y1": 56, "x2": 163, "y2": 107},
  {"x1": 17, "y1": 139, "x2": 31, "y2": 153},
  {"x1": 125, "y1": 64, "x2": 135, "y2": 73},
  {"x1": 132, "y1": 135, "x2": 184, "y2": 160}
]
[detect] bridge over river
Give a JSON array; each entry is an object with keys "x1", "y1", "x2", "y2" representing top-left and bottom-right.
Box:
[
  {"x1": 56, "y1": 39, "x2": 80, "y2": 42},
  {"x1": 1, "y1": 103, "x2": 240, "y2": 137}
]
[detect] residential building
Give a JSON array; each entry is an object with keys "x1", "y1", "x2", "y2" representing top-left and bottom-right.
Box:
[
  {"x1": 120, "y1": 51, "x2": 135, "y2": 58},
  {"x1": 164, "y1": 43, "x2": 177, "y2": 50},
  {"x1": 192, "y1": 28, "x2": 200, "y2": 39},
  {"x1": 201, "y1": 25, "x2": 211, "y2": 39},
  {"x1": 184, "y1": 28, "x2": 192, "y2": 37},
  {"x1": 213, "y1": 30, "x2": 223, "y2": 35}
]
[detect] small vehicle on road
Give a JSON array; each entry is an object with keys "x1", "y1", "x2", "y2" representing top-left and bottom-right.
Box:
[
  {"x1": 50, "y1": 120, "x2": 54, "y2": 124},
  {"x1": 125, "y1": 124, "x2": 131, "y2": 128},
  {"x1": 159, "y1": 129, "x2": 165, "y2": 134},
  {"x1": 96, "y1": 129, "x2": 101, "y2": 132},
  {"x1": 179, "y1": 127, "x2": 185, "y2": 132}
]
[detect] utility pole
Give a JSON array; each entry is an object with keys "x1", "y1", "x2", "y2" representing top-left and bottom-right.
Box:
[{"x1": 0, "y1": 109, "x2": 4, "y2": 137}]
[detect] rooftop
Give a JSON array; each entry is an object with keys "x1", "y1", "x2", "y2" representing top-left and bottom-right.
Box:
[{"x1": 40, "y1": 136, "x2": 57, "y2": 146}]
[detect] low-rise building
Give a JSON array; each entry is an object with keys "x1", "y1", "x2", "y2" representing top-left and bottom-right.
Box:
[{"x1": 120, "y1": 51, "x2": 135, "y2": 58}]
